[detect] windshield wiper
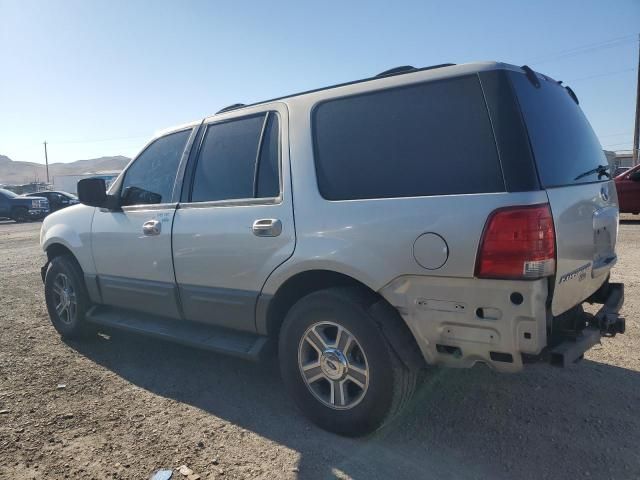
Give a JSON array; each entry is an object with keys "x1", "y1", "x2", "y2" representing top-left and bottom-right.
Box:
[{"x1": 574, "y1": 164, "x2": 610, "y2": 181}]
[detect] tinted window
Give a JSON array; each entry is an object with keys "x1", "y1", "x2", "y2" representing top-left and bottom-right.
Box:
[
  {"x1": 191, "y1": 114, "x2": 278, "y2": 202},
  {"x1": 121, "y1": 129, "x2": 191, "y2": 206},
  {"x1": 256, "y1": 114, "x2": 280, "y2": 197},
  {"x1": 313, "y1": 76, "x2": 503, "y2": 200},
  {"x1": 509, "y1": 72, "x2": 607, "y2": 187}
]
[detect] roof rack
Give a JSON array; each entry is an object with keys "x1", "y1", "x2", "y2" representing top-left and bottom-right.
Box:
[
  {"x1": 216, "y1": 103, "x2": 246, "y2": 114},
  {"x1": 209, "y1": 63, "x2": 458, "y2": 118},
  {"x1": 376, "y1": 63, "x2": 455, "y2": 78}
]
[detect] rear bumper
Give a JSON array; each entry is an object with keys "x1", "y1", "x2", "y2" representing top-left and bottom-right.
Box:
[
  {"x1": 379, "y1": 275, "x2": 549, "y2": 373},
  {"x1": 380, "y1": 275, "x2": 624, "y2": 373}
]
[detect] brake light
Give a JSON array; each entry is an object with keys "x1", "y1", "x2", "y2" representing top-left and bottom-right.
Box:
[{"x1": 475, "y1": 204, "x2": 556, "y2": 279}]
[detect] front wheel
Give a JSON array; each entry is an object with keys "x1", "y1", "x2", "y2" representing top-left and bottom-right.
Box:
[
  {"x1": 279, "y1": 287, "x2": 417, "y2": 436},
  {"x1": 11, "y1": 207, "x2": 29, "y2": 223},
  {"x1": 44, "y1": 255, "x2": 93, "y2": 339}
]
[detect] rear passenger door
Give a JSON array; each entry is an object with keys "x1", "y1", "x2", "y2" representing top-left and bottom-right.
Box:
[{"x1": 172, "y1": 105, "x2": 294, "y2": 332}]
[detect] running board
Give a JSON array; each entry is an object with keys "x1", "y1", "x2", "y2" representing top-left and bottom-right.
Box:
[{"x1": 85, "y1": 306, "x2": 269, "y2": 361}]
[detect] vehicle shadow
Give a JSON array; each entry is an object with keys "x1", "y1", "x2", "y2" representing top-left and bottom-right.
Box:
[{"x1": 67, "y1": 332, "x2": 640, "y2": 479}]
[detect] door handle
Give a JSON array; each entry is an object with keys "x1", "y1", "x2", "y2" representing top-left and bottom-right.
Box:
[
  {"x1": 252, "y1": 218, "x2": 282, "y2": 237},
  {"x1": 142, "y1": 219, "x2": 161, "y2": 236}
]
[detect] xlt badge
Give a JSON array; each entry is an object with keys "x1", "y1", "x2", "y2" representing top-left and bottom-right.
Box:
[{"x1": 558, "y1": 263, "x2": 591, "y2": 284}]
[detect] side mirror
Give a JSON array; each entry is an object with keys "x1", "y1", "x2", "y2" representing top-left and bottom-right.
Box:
[
  {"x1": 77, "y1": 178, "x2": 108, "y2": 207},
  {"x1": 630, "y1": 171, "x2": 640, "y2": 182}
]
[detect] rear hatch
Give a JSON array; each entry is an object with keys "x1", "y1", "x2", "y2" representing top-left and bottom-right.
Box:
[{"x1": 509, "y1": 70, "x2": 618, "y2": 316}]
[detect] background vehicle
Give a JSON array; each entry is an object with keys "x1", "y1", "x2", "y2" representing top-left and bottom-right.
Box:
[
  {"x1": 614, "y1": 164, "x2": 640, "y2": 214},
  {"x1": 0, "y1": 188, "x2": 49, "y2": 222},
  {"x1": 26, "y1": 190, "x2": 79, "y2": 214},
  {"x1": 40, "y1": 62, "x2": 624, "y2": 436},
  {"x1": 613, "y1": 166, "x2": 630, "y2": 177}
]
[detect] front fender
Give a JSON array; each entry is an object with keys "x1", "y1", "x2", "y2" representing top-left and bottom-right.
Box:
[{"x1": 40, "y1": 205, "x2": 96, "y2": 274}]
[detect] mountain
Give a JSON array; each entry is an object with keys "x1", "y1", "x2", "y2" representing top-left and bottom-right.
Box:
[{"x1": 0, "y1": 155, "x2": 130, "y2": 185}]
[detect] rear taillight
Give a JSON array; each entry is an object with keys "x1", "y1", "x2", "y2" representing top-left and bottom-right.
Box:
[{"x1": 475, "y1": 204, "x2": 556, "y2": 280}]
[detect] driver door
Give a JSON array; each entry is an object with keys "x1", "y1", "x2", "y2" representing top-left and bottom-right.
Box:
[{"x1": 91, "y1": 127, "x2": 196, "y2": 318}]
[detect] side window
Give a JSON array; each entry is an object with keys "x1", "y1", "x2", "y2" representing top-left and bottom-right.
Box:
[
  {"x1": 313, "y1": 76, "x2": 503, "y2": 200},
  {"x1": 191, "y1": 113, "x2": 280, "y2": 202},
  {"x1": 256, "y1": 114, "x2": 280, "y2": 197},
  {"x1": 121, "y1": 129, "x2": 191, "y2": 206}
]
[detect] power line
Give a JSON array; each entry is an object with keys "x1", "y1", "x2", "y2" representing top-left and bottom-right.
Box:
[
  {"x1": 600, "y1": 131, "x2": 634, "y2": 138},
  {"x1": 529, "y1": 35, "x2": 637, "y2": 65},
  {"x1": 565, "y1": 67, "x2": 636, "y2": 83},
  {"x1": 604, "y1": 141, "x2": 635, "y2": 148}
]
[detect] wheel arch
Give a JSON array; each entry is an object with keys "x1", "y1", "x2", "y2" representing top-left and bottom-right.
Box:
[
  {"x1": 43, "y1": 242, "x2": 101, "y2": 303},
  {"x1": 45, "y1": 242, "x2": 78, "y2": 264},
  {"x1": 257, "y1": 269, "x2": 426, "y2": 371}
]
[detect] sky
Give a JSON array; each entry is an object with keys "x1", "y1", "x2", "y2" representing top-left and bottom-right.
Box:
[{"x1": 0, "y1": 0, "x2": 638, "y2": 165}]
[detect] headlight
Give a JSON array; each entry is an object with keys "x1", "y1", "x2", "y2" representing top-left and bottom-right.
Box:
[{"x1": 31, "y1": 199, "x2": 38, "y2": 208}]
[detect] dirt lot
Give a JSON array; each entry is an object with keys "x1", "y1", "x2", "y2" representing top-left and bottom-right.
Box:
[{"x1": 0, "y1": 218, "x2": 639, "y2": 480}]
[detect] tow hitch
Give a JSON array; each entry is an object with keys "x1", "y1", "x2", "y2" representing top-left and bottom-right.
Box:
[
  {"x1": 549, "y1": 282, "x2": 624, "y2": 368},
  {"x1": 590, "y1": 282, "x2": 625, "y2": 336}
]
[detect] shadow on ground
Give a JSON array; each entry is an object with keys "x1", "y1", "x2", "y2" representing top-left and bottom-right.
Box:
[{"x1": 68, "y1": 332, "x2": 640, "y2": 480}]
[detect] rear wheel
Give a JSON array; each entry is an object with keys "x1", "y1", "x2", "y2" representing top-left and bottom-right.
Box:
[
  {"x1": 11, "y1": 207, "x2": 28, "y2": 223},
  {"x1": 279, "y1": 287, "x2": 417, "y2": 436},
  {"x1": 44, "y1": 255, "x2": 93, "y2": 339}
]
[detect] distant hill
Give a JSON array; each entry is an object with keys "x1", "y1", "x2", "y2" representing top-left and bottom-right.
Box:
[{"x1": 0, "y1": 155, "x2": 130, "y2": 185}]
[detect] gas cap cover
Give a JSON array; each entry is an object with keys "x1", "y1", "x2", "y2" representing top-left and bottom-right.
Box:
[{"x1": 413, "y1": 232, "x2": 449, "y2": 270}]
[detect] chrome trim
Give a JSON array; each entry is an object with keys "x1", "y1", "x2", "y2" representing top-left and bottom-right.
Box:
[
  {"x1": 178, "y1": 197, "x2": 282, "y2": 209},
  {"x1": 120, "y1": 203, "x2": 178, "y2": 212}
]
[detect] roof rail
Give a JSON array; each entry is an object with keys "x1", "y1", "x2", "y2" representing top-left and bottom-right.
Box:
[
  {"x1": 216, "y1": 103, "x2": 246, "y2": 114},
  {"x1": 376, "y1": 65, "x2": 417, "y2": 77},
  {"x1": 375, "y1": 63, "x2": 455, "y2": 78}
]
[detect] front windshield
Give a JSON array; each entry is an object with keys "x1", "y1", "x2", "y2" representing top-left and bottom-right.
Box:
[{"x1": 0, "y1": 188, "x2": 18, "y2": 198}]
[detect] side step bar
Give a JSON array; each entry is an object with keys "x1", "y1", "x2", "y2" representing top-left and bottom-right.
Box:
[{"x1": 85, "y1": 306, "x2": 269, "y2": 361}]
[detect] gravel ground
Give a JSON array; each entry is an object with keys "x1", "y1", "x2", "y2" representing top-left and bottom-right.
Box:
[{"x1": 0, "y1": 218, "x2": 639, "y2": 480}]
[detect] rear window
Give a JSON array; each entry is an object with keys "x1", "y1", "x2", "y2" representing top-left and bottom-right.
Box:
[
  {"x1": 312, "y1": 75, "x2": 504, "y2": 200},
  {"x1": 509, "y1": 72, "x2": 607, "y2": 187}
]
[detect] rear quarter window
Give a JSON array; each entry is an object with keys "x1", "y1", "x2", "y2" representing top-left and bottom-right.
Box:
[
  {"x1": 312, "y1": 75, "x2": 504, "y2": 200},
  {"x1": 509, "y1": 72, "x2": 607, "y2": 187}
]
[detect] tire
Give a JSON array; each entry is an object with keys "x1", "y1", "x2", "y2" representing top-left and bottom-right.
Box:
[
  {"x1": 44, "y1": 255, "x2": 93, "y2": 339},
  {"x1": 11, "y1": 207, "x2": 28, "y2": 223},
  {"x1": 279, "y1": 287, "x2": 417, "y2": 436}
]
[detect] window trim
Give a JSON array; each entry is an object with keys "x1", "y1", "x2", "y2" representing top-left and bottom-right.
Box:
[
  {"x1": 183, "y1": 110, "x2": 283, "y2": 206},
  {"x1": 310, "y1": 74, "x2": 505, "y2": 201},
  {"x1": 116, "y1": 126, "x2": 196, "y2": 210}
]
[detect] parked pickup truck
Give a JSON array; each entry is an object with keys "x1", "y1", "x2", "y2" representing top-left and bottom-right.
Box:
[
  {"x1": 0, "y1": 188, "x2": 49, "y2": 222},
  {"x1": 26, "y1": 190, "x2": 79, "y2": 214},
  {"x1": 40, "y1": 62, "x2": 625, "y2": 436}
]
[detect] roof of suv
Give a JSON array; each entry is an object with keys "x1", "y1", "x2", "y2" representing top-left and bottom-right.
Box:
[
  {"x1": 156, "y1": 61, "x2": 531, "y2": 139},
  {"x1": 211, "y1": 61, "x2": 526, "y2": 114}
]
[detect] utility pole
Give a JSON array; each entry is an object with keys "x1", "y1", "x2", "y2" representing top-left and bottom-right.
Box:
[
  {"x1": 633, "y1": 33, "x2": 640, "y2": 165},
  {"x1": 43, "y1": 141, "x2": 50, "y2": 184}
]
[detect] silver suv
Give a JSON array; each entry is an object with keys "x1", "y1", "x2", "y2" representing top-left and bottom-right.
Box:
[{"x1": 40, "y1": 62, "x2": 625, "y2": 436}]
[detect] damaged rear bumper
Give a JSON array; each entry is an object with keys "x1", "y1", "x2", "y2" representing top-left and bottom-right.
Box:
[{"x1": 380, "y1": 275, "x2": 624, "y2": 373}]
